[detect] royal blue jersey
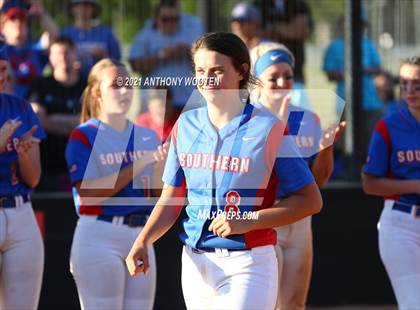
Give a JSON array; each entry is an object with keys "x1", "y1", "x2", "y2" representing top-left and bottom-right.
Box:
[
  {"x1": 60, "y1": 25, "x2": 121, "y2": 78},
  {"x1": 363, "y1": 105, "x2": 420, "y2": 205},
  {"x1": 7, "y1": 44, "x2": 47, "y2": 98},
  {"x1": 162, "y1": 103, "x2": 314, "y2": 250},
  {"x1": 65, "y1": 118, "x2": 159, "y2": 216},
  {"x1": 0, "y1": 93, "x2": 45, "y2": 196}
]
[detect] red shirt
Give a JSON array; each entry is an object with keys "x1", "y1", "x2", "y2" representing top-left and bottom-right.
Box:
[{"x1": 134, "y1": 111, "x2": 180, "y2": 142}]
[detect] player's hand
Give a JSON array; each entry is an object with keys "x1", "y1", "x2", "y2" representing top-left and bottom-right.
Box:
[
  {"x1": 16, "y1": 125, "x2": 40, "y2": 156},
  {"x1": 320, "y1": 121, "x2": 346, "y2": 149},
  {"x1": 0, "y1": 119, "x2": 22, "y2": 153},
  {"x1": 153, "y1": 142, "x2": 169, "y2": 162},
  {"x1": 278, "y1": 93, "x2": 291, "y2": 123},
  {"x1": 208, "y1": 212, "x2": 254, "y2": 238},
  {"x1": 125, "y1": 241, "x2": 149, "y2": 276},
  {"x1": 144, "y1": 142, "x2": 169, "y2": 165}
]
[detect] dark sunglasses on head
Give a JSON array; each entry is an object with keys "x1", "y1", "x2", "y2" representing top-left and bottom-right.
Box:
[{"x1": 160, "y1": 15, "x2": 180, "y2": 23}]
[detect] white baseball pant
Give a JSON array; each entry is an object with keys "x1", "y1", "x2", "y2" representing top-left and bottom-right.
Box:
[
  {"x1": 275, "y1": 216, "x2": 313, "y2": 310},
  {"x1": 0, "y1": 197, "x2": 44, "y2": 310},
  {"x1": 379, "y1": 200, "x2": 420, "y2": 310},
  {"x1": 70, "y1": 215, "x2": 156, "y2": 310},
  {"x1": 181, "y1": 244, "x2": 278, "y2": 310}
]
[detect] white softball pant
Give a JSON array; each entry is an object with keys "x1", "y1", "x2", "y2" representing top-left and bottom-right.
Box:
[
  {"x1": 181, "y1": 244, "x2": 278, "y2": 310},
  {"x1": 70, "y1": 215, "x2": 156, "y2": 310},
  {"x1": 0, "y1": 198, "x2": 44, "y2": 310},
  {"x1": 379, "y1": 200, "x2": 420, "y2": 310},
  {"x1": 275, "y1": 216, "x2": 313, "y2": 310}
]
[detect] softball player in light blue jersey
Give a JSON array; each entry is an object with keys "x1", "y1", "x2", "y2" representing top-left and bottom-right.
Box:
[{"x1": 126, "y1": 32, "x2": 323, "y2": 310}]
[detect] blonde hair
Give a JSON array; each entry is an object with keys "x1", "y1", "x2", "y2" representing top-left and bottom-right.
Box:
[
  {"x1": 250, "y1": 42, "x2": 295, "y2": 75},
  {"x1": 80, "y1": 58, "x2": 126, "y2": 123},
  {"x1": 249, "y1": 42, "x2": 295, "y2": 101}
]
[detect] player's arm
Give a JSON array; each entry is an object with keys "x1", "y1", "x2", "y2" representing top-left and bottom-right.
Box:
[
  {"x1": 209, "y1": 181, "x2": 322, "y2": 238},
  {"x1": 257, "y1": 181, "x2": 322, "y2": 226},
  {"x1": 210, "y1": 124, "x2": 322, "y2": 237},
  {"x1": 75, "y1": 144, "x2": 168, "y2": 205},
  {"x1": 31, "y1": 103, "x2": 79, "y2": 136},
  {"x1": 362, "y1": 174, "x2": 420, "y2": 196},
  {"x1": 310, "y1": 148, "x2": 334, "y2": 187},
  {"x1": 17, "y1": 126, "x2": 42, "y2": 188},
  {"x1": 28, "y1": 0, "x2": 59, "y2": 46},
  {"x1": 361, "y1": 120, "x2": 420, "y2": 196},
  {"x1": 311, "y1": 121, "x2": 346, "y2": 187},
  {"x1": 126, "y1": 183, "x2": 186, "y2": 276}
]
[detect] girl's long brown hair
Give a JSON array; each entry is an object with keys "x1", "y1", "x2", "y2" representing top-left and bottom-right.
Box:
[{"x1": 80, "y1": 58, "x2": 126, "y2": 123}]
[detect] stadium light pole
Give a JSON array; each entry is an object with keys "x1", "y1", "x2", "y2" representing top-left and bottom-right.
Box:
[{"x1": 344, "y1": 0, "x2": 364, "y2": 181}]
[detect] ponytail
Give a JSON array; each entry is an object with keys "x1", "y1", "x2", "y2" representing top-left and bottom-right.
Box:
[{"x1": 79, "y1": 58, "x2": 126, "y2": 124}]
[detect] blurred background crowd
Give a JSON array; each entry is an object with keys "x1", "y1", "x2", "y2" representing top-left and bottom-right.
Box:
[{"x1": 0, "y1": 0, "x2": 418, "y2": 192}]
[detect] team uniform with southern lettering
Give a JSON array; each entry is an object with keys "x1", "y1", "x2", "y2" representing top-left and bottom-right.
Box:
[
  {"x1": 275, "y1": 106, "x2": 322, "y2": 310},
  {"x1": 65, "y1": 118, "x2": 159, "y2": 310},
  {"x1": 0, "y1": 93, "x2": 45, "y2": 310},
  {"x1": 363, "y1": 105, "x2": 420, "y2": 310},
  {"x1": 163, "y1": 103, "x2": 314, "y2": 309}
]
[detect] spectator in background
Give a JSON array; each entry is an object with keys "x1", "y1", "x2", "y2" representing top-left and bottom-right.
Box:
[
  {"x1": 255, "y1": 0, "x2": 314, "y2": 111},
  {"x1": 143, "y1": 0, "x2": 204, "y2": 34},
  {"x1": 129, "y1": 0, "x2": 203, "y2": 112},
  {"x1": 60, "y1": 0, "x2": 121, "y2": 78},
  {"x1": 323, "y1": 14, "x2": 383, "y2": 156},
  {"x1": 0, "y1": 0, "x2": 58, "y2": 98},
  {"x1": 29, "y1": 36, "x2": 85, "y2": 191},
  {"x1": 230, "y1": 2, "x2": 265, "y2": 50},
  {"x1": 134, "y1": 87, "x2": 179, "y2": 142},
  {"x1": 256, "y1": 0, "x2": 313, "y2": 85},
  {"x1": 375, "y1": 71, "x2": 401, "y2": 116}
]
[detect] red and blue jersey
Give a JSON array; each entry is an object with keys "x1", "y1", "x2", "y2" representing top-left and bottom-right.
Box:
[
  {"x1": 278, "y1": 106, "x2": 322, "y2": 197},
  {"x1": 65, "y1": 118, "x2": 159, "y2": 216},
  {"x1": 252, "y1": 102, "x2": 322, "y2": 198},
  {"x1": 7, "y1": 44, "x2": 47, "y2": 99},
  {"x1": 0, "y1": 93, "x2": 45, "y2": 196},
  {"x1": 363, "y1": 105, "x2": 420, "y2": 205},
  {"x1": 162, "y1": 103, "x2": 314, "y2": 250}
]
